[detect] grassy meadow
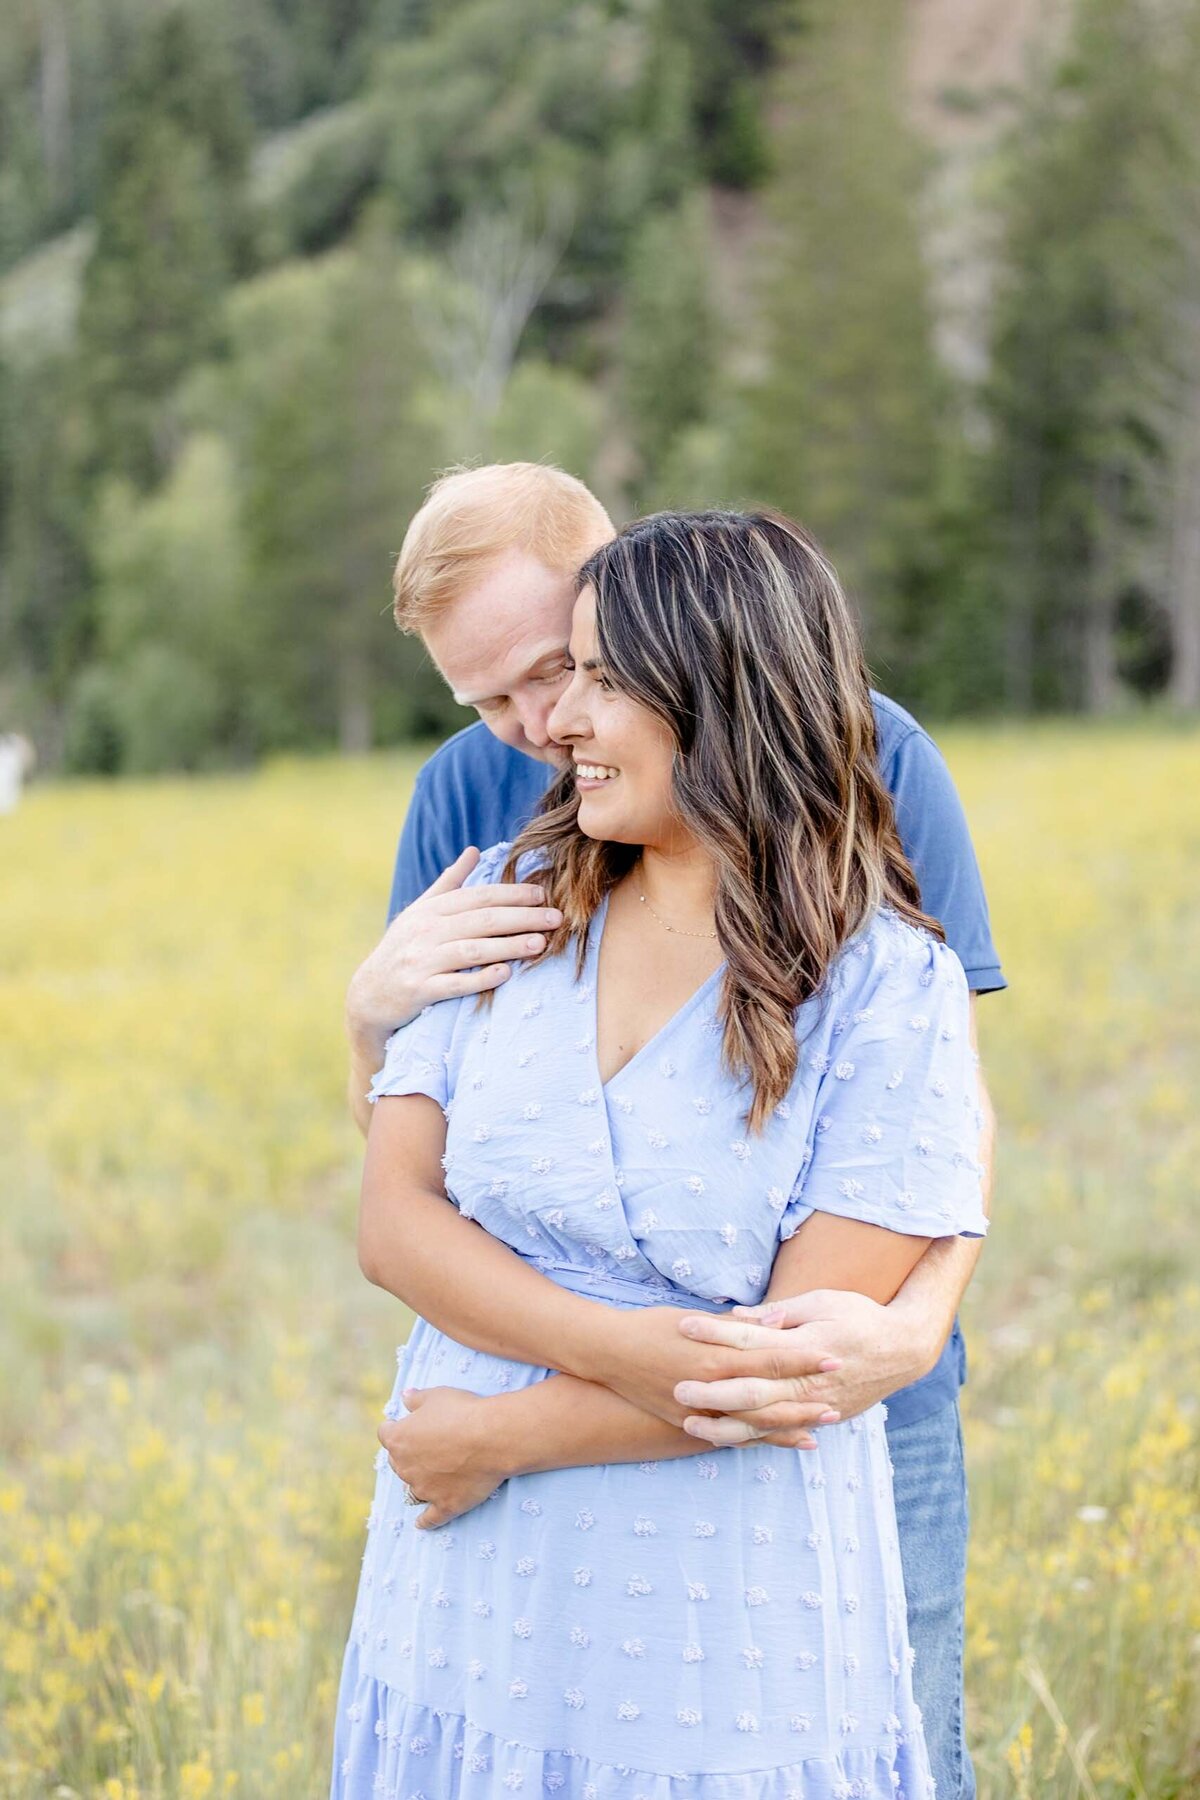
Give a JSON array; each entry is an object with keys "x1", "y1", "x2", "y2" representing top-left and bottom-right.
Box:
[{"x1": 1, "y1": 726, "x2": 1198, "y2": 1799}]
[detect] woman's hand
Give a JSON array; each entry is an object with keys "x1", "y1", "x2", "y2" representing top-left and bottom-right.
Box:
[
  {"x1": 377, "y1": 1387, "x2": 510, "y2": 1529},
  {"x1": 592, "y1": 1306, "x2": 740, "y2": 1425}
]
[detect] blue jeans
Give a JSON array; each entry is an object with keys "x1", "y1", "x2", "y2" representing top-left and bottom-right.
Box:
[{"x1": 887, "y1": 1398, "x2": 975, "y2": 1800}]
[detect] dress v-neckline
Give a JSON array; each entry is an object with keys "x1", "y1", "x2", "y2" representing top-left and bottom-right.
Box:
[{"x1": 588, "y1": 889, "x2": 726, "y2": 1093}]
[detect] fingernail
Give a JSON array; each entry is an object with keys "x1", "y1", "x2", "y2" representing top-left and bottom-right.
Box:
[
  {"x1": 679, "y1": 1319, "x2": 702, "y2": 1336},
  {"x1": 674, "y1": 1384, "x2": 700, "y2": 1405},
  {"x1": 817, "y1": 1358, "x2": 842, "y2": 1372},
  {"x1": 402, "y1": 1388, "x2": 417, "y2": 1402},
  {"x1": 818, "y1": 1410, "x2": 840, "y2": 1424},
  {"x1": 760, "y1": 1308, "x2": 785, "y2": 1327}
]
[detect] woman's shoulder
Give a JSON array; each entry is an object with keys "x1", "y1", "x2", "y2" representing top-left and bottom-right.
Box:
[
  {"x1": 832, "y1": 905, "x2": 969, "y2": 1004},
  {"x1": 462, "y1": 840, "x2": 549, "y2": 889}
]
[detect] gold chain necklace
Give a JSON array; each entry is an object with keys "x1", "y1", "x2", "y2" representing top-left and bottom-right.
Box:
[{"x1": 635, "y1": 862, "x2": 718, "y2": 940}]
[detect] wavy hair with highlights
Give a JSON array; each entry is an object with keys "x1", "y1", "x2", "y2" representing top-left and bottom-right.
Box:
[{"x1": 503, "y1": 509, "x2": 941, "y2": 1132}]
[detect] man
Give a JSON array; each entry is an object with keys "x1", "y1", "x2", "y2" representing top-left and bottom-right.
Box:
[{"x1": 346, "y1": 461, "x2": 1003, "y2": 1800}]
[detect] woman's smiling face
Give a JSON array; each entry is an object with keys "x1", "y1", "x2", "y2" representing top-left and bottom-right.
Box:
[{"x1": 547, "y1": 587, "x2": 684, "y2": 852}]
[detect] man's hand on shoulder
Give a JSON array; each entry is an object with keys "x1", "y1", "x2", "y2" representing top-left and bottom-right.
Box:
[
  {"x1": 670, "y1": 1289, "x2": 938, "y2": 1446},
  {"x1": 345, "y1": 847, "x2": 563, "y2": 1135}
]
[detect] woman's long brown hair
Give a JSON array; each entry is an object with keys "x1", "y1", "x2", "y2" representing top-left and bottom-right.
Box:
[{"x1": 502, "y1": 509, "x2": 941, "y2": 1131}]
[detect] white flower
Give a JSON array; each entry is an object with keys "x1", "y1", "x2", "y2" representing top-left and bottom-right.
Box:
[
  {"x1": 626, "y1": 1575, "x2": 653, "y2": 1596},
  {"x1": 736, "y1": 1712, "x2": 759, "y2": 1733},
  {"x1": 682, "y1": 1643, "x2": 705, "y2": 1662},
  {"x1": 508, "y1": 1678, "x2": 528, "y2": 1699},
  {"x1": 616, "y1": 1701, "x2": 640, "y2": 1722},
  {"x1": 633, "y1": 1516, "x2": 657, "y2": 1537},
  {"x1": 512, "y1": 1618, "x2": 533, "y2": 1639},
  {"x1": 573, "y1": 1567, "x2": 592, "y2": 1587},
  {"x1": 693, "y1": 1521, "x2": 716, "y2": 1538},
  {"x1": 677, "y1": 1707, "x2": 701, "y2": 1726},
  {"x1": 834, "y1": 1061, "x2": 856, "y2": 1081},
  {"x1": 564, "y1": 1688, "x2": 585, "y2": 1709},
  {"x1": 622, "y1": 1638, "x2": 646, "y2": 1658}
]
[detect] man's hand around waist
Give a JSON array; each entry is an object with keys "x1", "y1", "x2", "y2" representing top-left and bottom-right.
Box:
[
  {"x1": 346, "y1": 846, "x2": 564, "y2": 1055},
  {"x1": 671, "y1": 1289, "x2": 939, "y2": 1447},
  {"x1": 584, "y1": 1304, "x2": 843, "y2": 1449}
]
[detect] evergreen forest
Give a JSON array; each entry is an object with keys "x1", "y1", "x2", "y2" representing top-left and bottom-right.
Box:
[{"x1": 3, "y1": 0, "x2": 1200, "y2": 774}]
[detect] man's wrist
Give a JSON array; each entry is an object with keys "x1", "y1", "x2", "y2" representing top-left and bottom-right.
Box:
[{"x1": 885, "y1": 1287, "x2": 944, "y2": 1384}]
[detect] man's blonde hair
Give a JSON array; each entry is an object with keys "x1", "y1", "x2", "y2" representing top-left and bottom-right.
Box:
[{"x1": 393, "y1": 462, "x2": 615, "y2": 632}]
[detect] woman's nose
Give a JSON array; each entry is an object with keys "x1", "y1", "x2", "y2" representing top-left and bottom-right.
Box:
[{"x1": 547, "y1": 676, "x2": 585, "y2": 744}]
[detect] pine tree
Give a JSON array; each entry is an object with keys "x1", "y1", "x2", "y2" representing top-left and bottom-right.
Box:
[
  {"x1": 732, "y1": 0, "x2": 942, "y2": 665},
  {"x1": 224, "y1": 223, "x2": 447, "y2": 754},
  {"x1": 986, "y1": 0, "x2": 1178, "y2": 711},
  {"x1": 619, "y1": 193, "x2": 714, "y2": 505},
  {"x1": 76, "y1": 9, "x2": 252, "y2": 489}
]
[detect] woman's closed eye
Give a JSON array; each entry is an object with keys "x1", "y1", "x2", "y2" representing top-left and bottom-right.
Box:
[{"x1": 563, "y1": 655, "x2": 615, "y2": 693}]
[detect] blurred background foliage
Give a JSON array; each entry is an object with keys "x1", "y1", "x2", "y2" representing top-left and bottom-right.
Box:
[{"x1": 2, "y1": 0, "x2": 1200, "y2": 775}]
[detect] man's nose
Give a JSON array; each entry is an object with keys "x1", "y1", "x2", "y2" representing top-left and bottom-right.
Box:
[{"x1": 517, "y1": 695, "x2": 556, "y2": 750}]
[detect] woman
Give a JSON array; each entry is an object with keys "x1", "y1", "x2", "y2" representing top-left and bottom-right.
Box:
[{"x1": 332, "y1": 510, "x2": 987, "y2": 1799}]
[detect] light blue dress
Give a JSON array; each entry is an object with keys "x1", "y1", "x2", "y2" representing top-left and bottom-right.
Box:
[{"x1": 331, "y1": 846, "x2": 987, "y2": 1800}]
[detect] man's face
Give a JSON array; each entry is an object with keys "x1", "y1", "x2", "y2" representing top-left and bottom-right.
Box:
[{"x1": 422, "y1": 550, "x2": 581, "y2": 765}]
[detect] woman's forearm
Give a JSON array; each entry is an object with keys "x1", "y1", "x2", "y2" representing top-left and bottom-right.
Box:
[
  {"x1": 484, "y1": 1374, "x2": 708, "y2": 1477},
  {"x1": 360, "y1": 1172, "x2": 617, "y2": 1380}
]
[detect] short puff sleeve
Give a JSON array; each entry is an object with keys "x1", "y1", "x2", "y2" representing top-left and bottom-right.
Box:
[
  {"x1": 782, "y1": 919, "x2": 989, "y2": 1242},
  {"x1": 367, "y1": 841, "x2": 515, "y2": 1110}
]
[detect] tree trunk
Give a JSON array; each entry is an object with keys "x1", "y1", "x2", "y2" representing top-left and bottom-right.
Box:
[
  {"x1": 38, "y1": 0, "x2": 71, "y2": 205},
  {"x1": 1167, "y1": 359, "x2": 1200, "y2": 708},
  {"x1": 1082, "y1": 465, "x2": 1120, "y2": 713},
  {"x1": 336, "y1": 640, "x2": 372, "y2": 755}
]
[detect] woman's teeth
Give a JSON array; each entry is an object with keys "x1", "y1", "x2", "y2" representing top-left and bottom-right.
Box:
[{"x1": 575, "y1": 763, "x2": 619, "y2": 781}]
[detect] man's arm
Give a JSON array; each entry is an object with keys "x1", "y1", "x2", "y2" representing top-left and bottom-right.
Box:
[
  {"x1": 669, "y1": 997, "x2": 995, "y2": 1442},
  {"x1": 382, "y1": 1184, "x2": 940, "y2": 1526}
]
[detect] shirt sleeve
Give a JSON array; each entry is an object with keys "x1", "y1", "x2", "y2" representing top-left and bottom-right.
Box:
[
  {"x1": 387, "y1": 764, "x2": 461, "y2": 921},
  {"x1": 781, "y1": 925, "x2": 989, "y2": 1242},
  {"x1": 883, "y1": 725, "x2": 1006, "y2": 994},
  {"x1": 368, "y1": 997, "x2": 464, "y2": 1111}
]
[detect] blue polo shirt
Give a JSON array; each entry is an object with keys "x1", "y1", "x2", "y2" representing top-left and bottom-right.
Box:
[{"x1": 387, "y1": 692, "x2": 1004, "y2": 1427}]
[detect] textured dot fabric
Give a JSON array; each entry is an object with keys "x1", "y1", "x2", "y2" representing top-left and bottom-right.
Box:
[{"x1": 332, "y1": 845, "x2": 987, "y2": 1799}]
